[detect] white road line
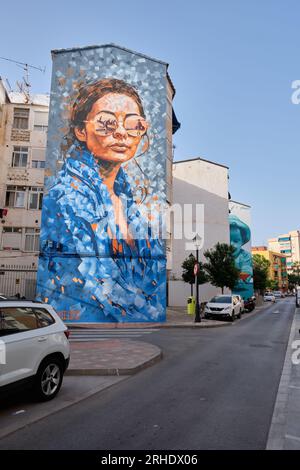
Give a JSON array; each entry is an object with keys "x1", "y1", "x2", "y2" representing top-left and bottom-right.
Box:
[{"x1": 285, "y1": 434, "x2": 300, "y2": 443}]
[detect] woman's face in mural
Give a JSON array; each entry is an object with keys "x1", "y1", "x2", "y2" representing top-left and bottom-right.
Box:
[
  {"x1": 75, "y1": 93, "x2": 147, "y2": 164},
  {"x1": 231, "y1": 227, "x2": 243, "y2": 257}
]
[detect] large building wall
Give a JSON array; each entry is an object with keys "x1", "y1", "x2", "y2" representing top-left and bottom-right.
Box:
[
  {"x1": 0, "y1": 82, "x2": 48, "y2": 269},
  {"x1": 229, "y1": 200, "x2": 254, "y2": 300},
  {"x1": 37, "y1": 44, "x2": 173, "y2": 323},
  {"x1": 268, "y1": 230, "x2": 300, "y2": 271},
  {"x1": 169, "y1": 158, "x2": 230, "y2": 306}
]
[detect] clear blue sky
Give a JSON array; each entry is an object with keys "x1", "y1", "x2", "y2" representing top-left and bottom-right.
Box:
[{"x1": 1, "y1": 0, "x2": 299, "y2": 245}]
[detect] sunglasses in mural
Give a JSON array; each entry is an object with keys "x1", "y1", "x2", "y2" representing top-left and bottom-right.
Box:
[{"x1": 84, "y1": 112, "x2": 148, "y2": 137}]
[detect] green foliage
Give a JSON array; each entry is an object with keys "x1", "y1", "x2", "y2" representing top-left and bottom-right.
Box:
[
  {"x1": 252, "y1": 254, "x2": 270, "y2": 293},
  {"x1": 181, "y1": 254, "x2": 208, "y2": 286},
  {"x1": 266, "y1": 279, "x2": 279, "y2": 291},
  {"x1": 288, "y1": 273, "x2": 300, "y2": 289},
  {"x1": 203, "y1": 243, "x2": 240, "y2": 294}
]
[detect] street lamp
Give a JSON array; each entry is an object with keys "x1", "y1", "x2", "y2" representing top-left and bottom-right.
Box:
[{"x1": 193, "y1": 235, "x2": 202, "y2": 323}]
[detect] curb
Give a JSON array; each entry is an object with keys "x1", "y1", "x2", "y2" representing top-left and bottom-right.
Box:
[
  {"x1": 266, "y1": 306, "x2": 297, "y2": 450},
  {"x1": 66, "y1": 349, "x2": 163, "y2": 377},
  {"x1": 67, "y1": 321, "x2": 231, "y2": 329}
]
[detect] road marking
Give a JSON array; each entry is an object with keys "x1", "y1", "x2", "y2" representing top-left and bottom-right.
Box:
[
  {"x1": 69, "y1": 328, "x2": 160, "y2": 342},
  {"x1": 12, "y1": 410, "x2": 26, "y2": 416},
  {"x1": 285, "y1": 434, "x2": 300, "y2": 443},
  {"x1": 289, "y1": 385, "x2": 300, "y2": 390}
]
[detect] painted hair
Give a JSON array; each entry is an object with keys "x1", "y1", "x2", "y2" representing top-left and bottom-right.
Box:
[{"x1": 70, "y1": 78, "x2": 145, "y2": 137}]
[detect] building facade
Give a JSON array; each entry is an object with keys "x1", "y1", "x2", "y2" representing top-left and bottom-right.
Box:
[
  {"x1": 36, "y1": 44, "x2": 176, "y2": 323},
  {"x1": 252, "y1": 246, "x2": 288, "y2": 291},
  {"x1": 268, "y1": 231, "x2": 300, "y2": 272},
  {"x1": 229, "y1": 200, "x2": 254, "y2": 300},
  {"x1": 169, "y1": 157, "x2": 231, "y2": 306},
  {"x1": 0, "y1": 79, "x2": 49, "y2": 270}
]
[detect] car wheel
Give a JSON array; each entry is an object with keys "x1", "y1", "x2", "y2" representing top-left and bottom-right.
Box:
[
  {"x1": 238, "y1": 309, "x2": 242, "y2": 319},
  {"x1": 33, "y1": 357, "x2": 64, "y2": 402}
]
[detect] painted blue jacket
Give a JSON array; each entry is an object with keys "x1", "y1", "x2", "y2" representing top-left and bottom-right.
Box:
[{"x1": 36, "y1": 145, "x2": 166, "y2": 323}]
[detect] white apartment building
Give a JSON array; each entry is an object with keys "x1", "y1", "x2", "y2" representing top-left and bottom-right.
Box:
[
  {"x1": 169, "y1": 157, "x2": 231, "y2": 306},
  {"x1": 268, "y1": 231, "x2": 300, "y2": 272},
  {"x1": 0, "y1": 78, "x2": 49, "y2": 268}
]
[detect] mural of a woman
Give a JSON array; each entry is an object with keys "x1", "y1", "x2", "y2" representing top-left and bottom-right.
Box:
[
  {"x1": 37, "y1": 78, "x2": 166, "y2": 322},
  {"x1": 229, "y1": 214, "x2": 253, "y2": 299}
]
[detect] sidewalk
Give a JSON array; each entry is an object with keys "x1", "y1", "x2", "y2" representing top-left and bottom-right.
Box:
[
  {"x1": 267, "y1": 306, "x2": 300, "y2": 449},
  {"x1": 67, "y1": 340, "x2": 162, "y2": 376},
  {"x1": 67, "y1": 306, "x2": 231, "y2": 329}
]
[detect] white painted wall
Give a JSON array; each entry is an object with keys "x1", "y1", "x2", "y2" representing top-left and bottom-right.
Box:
[{"x1": 169, "y1": 158, "x2": 230, "y2": 306}]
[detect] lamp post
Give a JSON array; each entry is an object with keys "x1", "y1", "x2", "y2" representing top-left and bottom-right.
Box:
[{"x1": 193, "y1": 235, "x2": 202, "y2": 323}]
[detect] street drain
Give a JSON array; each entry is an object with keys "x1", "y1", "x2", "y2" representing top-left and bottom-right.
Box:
[{"x1": 249, "y1": 344, "x2": 273, "y2": 348}]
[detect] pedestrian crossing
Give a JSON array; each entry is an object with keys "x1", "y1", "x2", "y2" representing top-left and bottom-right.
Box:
[{"x1": 69, "y1": 328, "x2": 160, "y2": 342}]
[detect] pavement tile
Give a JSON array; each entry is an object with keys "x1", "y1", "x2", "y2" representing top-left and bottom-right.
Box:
[{"x1": 66, "y1": 340, "x2": 162, "y2": 376}]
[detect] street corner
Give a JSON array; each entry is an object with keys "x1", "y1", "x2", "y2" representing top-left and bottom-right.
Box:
[{"x1": 66, "y1": 339, "x2": 163, "y2": 376}]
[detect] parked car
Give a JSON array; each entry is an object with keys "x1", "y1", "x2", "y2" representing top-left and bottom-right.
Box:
[
  {"x1": 244, "y1": 296, "x2": 256, "y2": 312},
  {"x1": 273, "y1": 291, "x2": 282, "y2": 299},
  {"x1": 235, "y1": 295, "x2": 245, "y2": 313},
  {"x1": 296, "y1": 287, "x2": 300, "y2": 308},
  {"x1": 204, "y1": 295, "x2": 243, "y2": 321},
  {"x1": 264, "y1": 292, "x2": 276, "y2": 302},
  {"x1": 0, "y1": 301, "x2": 70, "y2": 401}
]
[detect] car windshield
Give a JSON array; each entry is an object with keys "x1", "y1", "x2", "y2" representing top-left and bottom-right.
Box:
[{"x1": 210, "y1": 296, "x2": 232, "y2": 303}]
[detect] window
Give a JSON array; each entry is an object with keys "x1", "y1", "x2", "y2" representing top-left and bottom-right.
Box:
[
  {"x1": 11, "y1": 146, "x2": 28, "y2": 168},
  {"x1": 13, "y1": 108, "x2": 29, "y2": 130},
  {"x1": 31, "y1": 148, "x2": 46, "y2": 168},
  {"x1": 5, "y1": 186, "x2": 26, "y2": 208},
  {"x1": 2, "y1": 227, "x2": 22, "y2": 251},
  {"x1": 34, "y1": 112, "x2": 48, "y2": 132},
  {"x1": 35, "y1": 308, "x2": 55, "y2": 328},
  {"x1": 0, "y1": 307, "x2": 39, "y2": 336},
  {"x1": 24, "y1": 228, "x2": 40, "y2": 252},
  {"x1": 32, "y1": 160, "x2": 45, "y2": 169},
  {"x1": 28, "y1": 187, "x2": 43, "y2": 210}
]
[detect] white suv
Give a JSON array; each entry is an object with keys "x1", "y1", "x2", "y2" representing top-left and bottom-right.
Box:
[
  {"x1": 0, "y1": 301, "x2": 70, "y2": 401},
  {"x1": 204, "y1": 295, "x2": 243, "y2": 321}
]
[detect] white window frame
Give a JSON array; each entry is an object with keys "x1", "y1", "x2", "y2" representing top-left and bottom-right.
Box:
[
  {"x1": 28, "y1": 187, "x2": 43, "y2": 210},
  {"x1": 24, "y1": 228, "x2": 40, "y2": 252},
  {"x1": 5, "y1": 186, "x2": 26, "y2": 208},
  {"x1": 1, "y1": 227, "x2": 22, "y2": 251},
  {"x1": 13, "y1": 108, "x2": 29, "y2": 130},
  {"x1": 11, "y1": 146, "x2": 29, "y2": 168}
]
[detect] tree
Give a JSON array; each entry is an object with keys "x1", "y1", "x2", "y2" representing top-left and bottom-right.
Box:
[
  {"x1": 252, "y1": 254, "x2": 270, "y2": 294},
  {"x1": 203, "y1": 243, "x2": 240, "y2": 294},
  {"x1": 291, "y1": 262, "x2": 300, "y2": 286},
  {"x1": 266, "y1": 279, "x2": 279, "y2": 291},
  {"x1": 182, "y1": 254, "x2": 208, "y2": 295},
  {"x1": 288, "y1": 273, "x2": 299, "y2": 290}
]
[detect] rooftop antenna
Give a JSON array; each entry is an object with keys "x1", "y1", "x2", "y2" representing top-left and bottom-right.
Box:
[
  {"x1": 5, "y1": 78, "x2": 12, "y2": 92},
  {"x1": 0, "y1": 56, "x2": 45, "y2": 102}
]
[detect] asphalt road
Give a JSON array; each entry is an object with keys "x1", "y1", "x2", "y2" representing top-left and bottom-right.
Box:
[{"x1": 0, "y1": 298, "x2": 295, "y2": 450}]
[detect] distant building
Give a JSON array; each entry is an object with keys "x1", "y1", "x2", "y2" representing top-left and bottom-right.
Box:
[
  {"x1": 169, "y1": 157, "x2": 231, "y2": 306},
  {"x1": 252, "y1": 246, "x2": 288, "y2": 291},
  {"x1": 0, "y1": 78, "x2": 49, "y2": 267},
  {"x1": 268, "y1": 231, "x2": 300, "y2": 272}
]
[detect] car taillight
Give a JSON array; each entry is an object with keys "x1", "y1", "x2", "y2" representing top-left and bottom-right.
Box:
[{"x1": 64, "y1": 330, "x2": 70, "y2": 339}]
